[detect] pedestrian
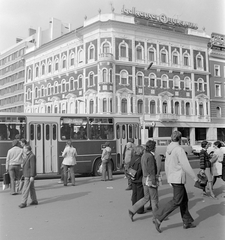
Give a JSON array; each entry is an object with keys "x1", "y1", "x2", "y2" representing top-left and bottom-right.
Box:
[
  {"x1": 62, "y1": 140, "x2": 77, "y2": 186},
  {"x1": 199, "y1": 140, "x2": 216, "y2": 198},
  {"x1": 5, "y1": 139, "x2": 23, "y2": 195},
  {"x1": 101, "y1": 141, "x2": 113, "y2": 181},
  {"x1": 19, "y1": 145, "x2": 38, "y2": 208},
  {"x1": 129, "y1": 145, "x2": 145, "y2": 214},
  {"x1": 210, "y1": 141, "x2": 223, "y2": 187},
  {"x1": 123, "y1": 138, "x2": 135, "y2": 190},
  {"x1": 128, "y1": 140, "x2": 158, "y2": 222},
  {"x1": 153, "y1": 131, "x2": 198, "y2": 233}
]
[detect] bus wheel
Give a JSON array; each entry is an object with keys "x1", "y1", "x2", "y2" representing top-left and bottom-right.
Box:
[{"x1": 93, "y1": 158, "x2": 102, "y2": 176}]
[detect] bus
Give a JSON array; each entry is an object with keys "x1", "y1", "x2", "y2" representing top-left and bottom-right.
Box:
[{"x1": 0, "y1": 113, "x2": 141, "y2": 178}]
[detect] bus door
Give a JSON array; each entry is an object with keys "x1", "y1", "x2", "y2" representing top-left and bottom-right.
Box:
[
  {"x1": 29, "y1": 123, "x2": 58, "y2": 174},
  {"x1": 116, "y1": 123, "x2": 140, "y2": 169}
]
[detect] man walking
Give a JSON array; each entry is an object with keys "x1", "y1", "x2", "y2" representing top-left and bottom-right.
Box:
[
  {"x1": 153, "y1": 131, "x2": 197, "y2": 233},
  {"x1": 128, "y1": 140, "x2": 158, "y2": 221},
  {"x1": 19, "y1": 145, "x2": 38, "y2": 208}
]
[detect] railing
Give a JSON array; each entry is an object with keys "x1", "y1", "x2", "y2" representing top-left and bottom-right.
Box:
[
  {"x1": 99, "y1": 53, "x2": 114, "y2": 61},
  {"x1": 158, "y1": 113, "x2": 178, "y2": 122}
]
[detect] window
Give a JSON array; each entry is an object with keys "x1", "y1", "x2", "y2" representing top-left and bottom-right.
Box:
[
  {"x1": 161, "y1": 74, "x2": 168, "y2": 88},
  {"x1": 35, "y1": 87, "x2": 38, "y2": 98},
  {"x1": 28, "y1": 68, "x2": 31, "y2": 80},
  {"x1": 215, "y1": 83, "x2": 221, "y2": 97},
  {"x1": 162, "y1": 101, "x2": 167, "y2": 113},
  {"x1": 199, "y1": 103, "x2": 204, "y2": 116},
  {"x1": 55, "y1": 58, "x2": 59, "y2": 71},
  {"x1": 137, "y1": 72, "x2": 143, "y2": 87},
  {"x1": 35, "y1": 65, "x2": 39, "y2": 78},
  {"x1": 62, "y1": 56, "x2": 67, "y2": 69},
  {"x1": 70, "y1": 52, "x2": 75, "y2": 67},
  {"x1": 137, "y1": 100, "x2": 143, "y2": 114},
  {"x1": 184, "y1": 77, "x2": 191, "y2": 90},
  {"x1": 78, "y1": 49, "x2": 84, "y2": 63},
  {"x1": 103, "y1": 42, "x2": 110, "y2": 53},
  {"x1": 120, "y1": 70, "x2": 128, "y2": 85},
  {"x1": 186, "y1": 102, "x2": 190, "y2": 115},
  {"x1": 160, "y1": 48, "x2": 168, "y2": 63},
  {"x1": 150, "y1": 100, "x2": 156, "y2": 114},
  {"x1": 172, "y1": 50, "x2": 179, "y2": 65},
  {"x1": 27, "y1": 89, "x2": 31, "y2": 100},
  {"x1": 148, "y1": 47, "x2": 155, "y2": 62},
  {"x1": 78, "y1": 75, "x2": 83, "y2": 89},
  {"x1": 109, "y1": 69, "x2": 113, "y2": 83},
  {"x1": 175, "y1": 102, "x2": 179, "y2": 115},
  {"x1": 47, "y1": 84, "x2": 51, "y2": 95},
  {"x1": 41, "y1": 85, "x2": 45, "y2": 97},
  {"x1": 90, "y1": 100, "x2": 94, "y2": 114},
  {"x1": 54, "y1": 82, "x2": 58, "y2": 94},
  {"x1": 149, "y1": 73, "x2": 156, "y2": 87},
  {"x1": 214, "y1": 65, "x2": 220, "y2": 77},
  {"x1": 102, "y1": 69, "x2": 107, "y2": 83},
  {"x1": 173, "y1": 76, "x2": 180, "y2": 89},
  {"x1": 88, "y1": 44, "x2": 95, "y2": 61},
  {"x1": 103, "y1": 98, "x2": 107, "y2": 113},
  {"x1": 196, "y1": 53, "x2": 203, "y2": 69},
  {"x1": 197, "y1": 78, "x2": 204, "y2": 91},
  {"x1": 89, "y1": 72, "x2": 94, "y2": 86},
  {"x1": 136, "y1": 45, "x2": 143, "y2": 60},
  {"x1": 119, "y1": 41, "x2": 128, "y2": 59},
  {"x1": 121, "y1": 98, "x2": 127, "y2": 113},
  {"x1": 48, "y1": 61, "x2": 52, "y2": 73},
  {"x1": 216, "y1": 107, "x2": 221, "y2": 117},
  {"x1": 62, "y1": 80, "x2": 66, "y2": 93},
  {"x1": 41, "y1": 64, "x2": 45, "y2": 75},
  {"x1": 183, "y1": 52, "x2": 190, "y2": 66},
  {"x1": 70, "y1": 77, "x2": 74, "y2": 91}
]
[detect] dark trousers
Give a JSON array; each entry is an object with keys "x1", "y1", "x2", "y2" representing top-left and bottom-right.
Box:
[
  {"x1": 131, "y1": 182, "x2": 144, "y2": 214},
  {"x1": 9, "y1": 165, "x2": 21, "y2": 194},
  {"x1": 63, "y1": 165, "x2": 75, "y2": 186},
  {"x1": 155, "y1": 184, "x2": 194, "y2": 224}
]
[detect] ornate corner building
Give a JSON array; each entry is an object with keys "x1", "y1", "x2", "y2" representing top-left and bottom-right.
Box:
[{"x1": 1, "y1": 7, "x2": 224, "y2": 145}]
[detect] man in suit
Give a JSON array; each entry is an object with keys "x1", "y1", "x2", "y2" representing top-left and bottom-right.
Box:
[{"x1": 19, "y1": 145, "x2": 38, "y2": 208}]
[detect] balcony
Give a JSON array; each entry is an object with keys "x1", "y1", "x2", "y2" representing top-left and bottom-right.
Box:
[
  {"x1": 99, "y1": 53, "x2": 114, "y2": 62},
  {"x1": 158, "y1": 113, "x2": 178, "y2": 122}
]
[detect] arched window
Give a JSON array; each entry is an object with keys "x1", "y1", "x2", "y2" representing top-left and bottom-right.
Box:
[
  {"x1": 35, "y1": 65, "x2": 39, "y2": 77},
  {"x1": 28, "y1": 68, "x2": 31, "y2": 80},
  {"x1": 186, "y1": 102, "x2": 190, "y2": 115},
  {"x1": 197, "y1": 78, "x2": 204, "y2": 91},
  {"x1": 78, "y1": 75, "x2": 83, "y2": 89},
  {"x1": 62, "y1": 80, "x2": 66, "y2": 92},
  {"x1": 47, "y1": 84, "x2": 51, "y2": 96},
  {"x1": 161, "y1": 74, "x2": 168, "y2": 88},
  {"x1": 54, "y1": 58, "x2": 59, "y2": 71},
  {"x1": 103, "y1": 98, "x2": 107, "y2": 113},
  {"x1": 41, "y1": 64, "x2": 45, "y2": 75},
  {"x1": 102, "y1": 42, "x2": 110, "y2": 53},
  {"x1": 183, "y1": 52, "x2": 190, "y2": 66},
  {"x1": 89, "y1": 72, "x2": 94, "y2": 86},
  {"x1": 137, "y1": 72, "x2": 144, "y2": 87},
  {"x1": 54, "y1": 82, "x2": 58, "y2": 94},
  {"x1": 160, "y1": 48, "x2": 168, "y2": 63},
  {"x1": 109, "y1": 69, "x2": 113, "y2": 83},
  {"x1": 35, "y1": 87, "x2": 38, "y2": 98},
  {"x1": 173, "y1": 75, "x2": 180, "y2": 89},
  {"x1": 172, "y1": 50, "x2": 179, "y2": 65},
  {"x1": 175, "y1": 102, "x2": 179, "y2": 115},
  {"x1": 109, "y1": 98, "x2": 113, "y2": 113},
  {"x1": 89, "y1": 100, "x2": 94, "y2": 114},
  {"x1": 78, "y1": 49, "x2": 84, "y2": 63},
  {"x1": 69, "y1": 77, "x2": 74, "y2": 91},
  {"x1": 149, "y1": 73, "x2": 156, "y2": 87},
  {"x1": 199, "y1": 103, "x2": 204, "y2": 116},
  {"x1": 62, "y1": 56, "x2": 67, "y2": 69},
  {"x1": 47, "y1": 106, "x2": 51, "y2": 113},
  {"x1": 41, "y1": 85, "x2": 45, "y2": 97},
  {"x1": 48, "y1": 61, "x2": 52, "y2": 73},
  {"x1": 27, "y1": 89, "x2": 31, "y2": 100},
  {"x1": 148, "y1": 47, "x2": 156, "y2": 62},
  {"x1": 184, "y1": 77, "x2": 191, "y2": 90},
  {"x1": 150, "y1": 100, "x2": 156, "y2": 114},
  {"x1": 121, "y1": 98, "x2": 127, "y2": 113},
  {"x1": 216, "y1": 107, "x2": 221, "y2": 118},
  {"x1": 88, "y1": 44, "x2": 95, "y2": 61},
  {"x1": 119, "y1": 41, "x2": 128, "y2": 59},
  {"x1": 196, "y1": 53, "x2": 204, "y2": 69},
  {"x1": 102, "y1": 69, "x2": 107, "y2": 82},
  {"x1": 70, "y1": 52, "x2": 75, "y2": 67},
  {"x1": 136, "y1": 44, "x2": 143, "y2": 60},
  {"x1": 120, "y1": 70, "x2": 128, "y2": 85},
  {"x1": 162, "y1": 101, "x2": 167, "y2": 113},
  {"x1": 137, "y1": 99, "x2": 143, "y2": 114}
]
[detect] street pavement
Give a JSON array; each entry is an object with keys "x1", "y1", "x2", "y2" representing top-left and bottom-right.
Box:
[{"x1": 0, "y1": 169, "x2": 224, "y2": 240}]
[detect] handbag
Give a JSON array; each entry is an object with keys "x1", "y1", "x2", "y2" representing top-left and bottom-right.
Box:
[
  {"x1": 3, "y1": 172, "x2": 10, "y2": 185},
  {"x1": 127, "y1": 168, "x2": 137, "y2": 178},
  {"x1": 197, "y1": 170, "x2": 208, "y2": 186},
  {"x1": 194, "y1": 180, "x2": 205, "y2": 190},
  {"x1": 98, "y1": 163, "x2": 103, "y2": 174}
]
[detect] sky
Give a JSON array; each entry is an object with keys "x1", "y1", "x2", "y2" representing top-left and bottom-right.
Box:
[{"x1": 0, "y1": 0, "x2": 225, "y2": 53}]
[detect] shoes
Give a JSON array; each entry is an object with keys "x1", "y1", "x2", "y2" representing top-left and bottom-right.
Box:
[
  {"x1": 146, "y1": 206, "x2": 152, "y2": 211},
  {"x1": 12, "y1": 193, "x2": 18, "y2": 195},
  {"x1": 125, "y1": 187, "x2": 132, "y2": 191},
  {"x1": 153, "y1": 218, "x2": 162, "y2": 233},
  {"x1": 183, "y1": 223, "x2": 196, "y2": 229},
  {"x1": 19, "y1": 203, "x2": 27, "y2": 208},
  {"x1": 128, "y1": 210, "x2": 134, "y2": 222},
  {"x1": 30, "y1": 201, "x2": 38, "y2": 205},
  {"x1": 58, "y1": 180, "x2": 63, "y2": 184}
]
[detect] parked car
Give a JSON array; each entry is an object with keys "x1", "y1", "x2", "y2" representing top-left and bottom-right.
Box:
[
  {"x1": 146, "y1": 137, "x2": 193, "y2": 160},
  {"x1": 192, "y1": 141, "x2": 203, "y2": 155}
]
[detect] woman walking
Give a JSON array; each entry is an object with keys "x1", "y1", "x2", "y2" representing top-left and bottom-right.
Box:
[{"x1": 62, "y1": 140, "x2": 77, "y2": 186}]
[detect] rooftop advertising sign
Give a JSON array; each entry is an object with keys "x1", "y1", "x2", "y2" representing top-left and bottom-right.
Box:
[{"x1": 121, "y1": 6, "x2": 198, "y2": 30}]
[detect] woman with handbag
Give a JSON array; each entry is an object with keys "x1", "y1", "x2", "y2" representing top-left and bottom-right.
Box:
[
  {"x1": 62, "y1": 140, "x2": 77, "y2": 186},
  {"x1": 199, "y1": 140, "x2": 216, "y2": 198},
  {"x1": 129, "y1": 145, "x2": 145, "y2": 214}
]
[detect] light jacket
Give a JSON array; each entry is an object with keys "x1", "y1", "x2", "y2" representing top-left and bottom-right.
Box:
[
  {"x1": 101, "y1": 146, "x2": 111, "y2": 161},
  {"x1": 165, "y1": 142, "x2": 196, "y2": 184},
  {"x1": 62, "y1": 146, "x2": 77, "y2": 166},
  {"x1": 6, "y1": 146, "x2": 23, "y2": 171}
]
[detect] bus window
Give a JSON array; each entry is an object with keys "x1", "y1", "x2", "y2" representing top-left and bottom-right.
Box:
[
  {"x1": 134, "y1": 124, "x2": 138, "y2": 139},
  {"x1": 122, "y1": 125, "x2": 126, "y2": 139},
  {"x1": 116, "y1": 125, "x2": 120, "y2": 139},
  {"x1": 46, "y1": 125, "x2": 50, "y2": 140},
  {"x1": 30, "y1": 124, "x2": 34, "y2": 140},
  {"x1": 37, "y1": 124, "x2": 41, "y2": 140},
  {"x1": 128, "y1": 125, "x2": 133, "y2": 139},
  {"x1": 89, "y1": 118, "x2": 114, "y2": 140},
  {"x1": 0, "y1": 124, "x2": 7, "y2": 140},
  {"x1": 53, "y1": 124, "x2": 56, "y2": 140}
]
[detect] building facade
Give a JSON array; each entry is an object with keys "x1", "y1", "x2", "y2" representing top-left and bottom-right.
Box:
[
  {"x1": 208, "y1": 33, "x2": 225, "y2": 141},
  {"x1": 23, "y1": 9, "x2": 213, "y2": 145}
]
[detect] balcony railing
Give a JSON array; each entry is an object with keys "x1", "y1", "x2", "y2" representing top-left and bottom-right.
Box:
[
  {"x1": 99, "y1": 53, "x2": 114, "y2": 61},
  {"x1": 158, "y1": 113, "x2": 178, "y2": 122}
]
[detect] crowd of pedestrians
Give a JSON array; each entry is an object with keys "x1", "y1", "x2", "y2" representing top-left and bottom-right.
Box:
[{"x1": 4, "y1": 130, "x2": 225, "y2": 233}]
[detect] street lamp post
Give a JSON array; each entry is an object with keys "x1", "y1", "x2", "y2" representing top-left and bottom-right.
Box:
[{"x1": 142, "y1": 61, "x2": 153, "y2": 144}]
